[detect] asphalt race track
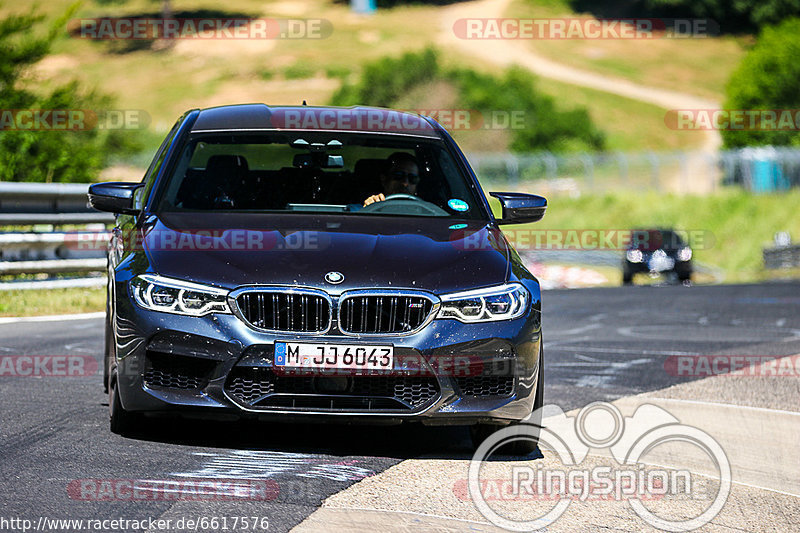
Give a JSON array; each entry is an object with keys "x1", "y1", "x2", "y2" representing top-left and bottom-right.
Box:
[{"x1": 1, "y1": 282, "x2": 799, "y2": 532}]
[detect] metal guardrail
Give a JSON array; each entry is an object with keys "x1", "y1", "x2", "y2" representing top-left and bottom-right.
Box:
[
  {"x1": 1, "y1": 182, "x2": 111, "y2": 289},
  {"x1": 0, "y1": 258, "x2": 106, "y2": 276},
  {"x1": 0, "y1": 182, "x2": 114, "y2": 225},
  {"x1": 764, "y1": 245, "x2": 800, "y2": 269},
  {"x1": 0, "y1": 232, "x2": 111, "y2": 261}
]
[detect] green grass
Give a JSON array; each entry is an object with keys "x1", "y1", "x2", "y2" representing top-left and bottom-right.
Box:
[
  {"x1": 495, "y1": 189, "x2": 800, "y2": 282},
  {"x1": 0, "y1": 287, "x2": 105, "y2": 317},
  {"x1": 283, "y1": 62, "x2": 317, "y2": 80}
]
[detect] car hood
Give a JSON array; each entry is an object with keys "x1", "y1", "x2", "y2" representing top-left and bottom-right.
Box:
[{"x1": 141, "y1": 213, "x2": 511, "y2": 294}]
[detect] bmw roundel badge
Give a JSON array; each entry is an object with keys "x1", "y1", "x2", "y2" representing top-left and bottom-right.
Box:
[{"x1": 325, "y1": 271, "x2": 344, "y2": 284}]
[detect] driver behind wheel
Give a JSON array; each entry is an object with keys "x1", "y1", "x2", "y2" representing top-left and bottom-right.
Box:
[{"x1": 362, "y1": 152, "x2": 420, "y2": 207}]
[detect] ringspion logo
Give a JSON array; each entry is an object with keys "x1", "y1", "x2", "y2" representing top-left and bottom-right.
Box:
[{"x1": 469, "y1": 402, "x2": 730, "y2": 531}]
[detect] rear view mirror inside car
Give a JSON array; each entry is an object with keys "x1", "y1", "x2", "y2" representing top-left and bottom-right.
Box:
[{"x1": 293, "y1": 153, "x2": 344, "y2": 168}]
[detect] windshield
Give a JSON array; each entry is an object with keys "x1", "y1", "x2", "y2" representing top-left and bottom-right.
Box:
[{"x1": 156, "y1": 132, "x2": 485, "y2": 219}]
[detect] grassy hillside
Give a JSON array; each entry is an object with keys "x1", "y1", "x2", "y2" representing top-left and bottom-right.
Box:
[{"x1": 3, "y1": 0, "x2": 743, "y2": 171}]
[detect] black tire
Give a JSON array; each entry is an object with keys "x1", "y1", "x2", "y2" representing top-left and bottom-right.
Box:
[
  {"x1": 103, "y1": 315, "x2": 112, "y2": 393},
  {"x1": 622, "y1": 272, "x2": 633, "y2": 285},
  {"x1": 470, "y1": 423, "x2": 540, "y2": 456},
  {"x1": 103, "y1": 273, "x2": 114, "y2": 393},
  {"x1": 109, "y1": 379, "x2": 140, "y2": 436},
  {"x1": 470, "y1": 343, "x2": 544, "y2": 456}
]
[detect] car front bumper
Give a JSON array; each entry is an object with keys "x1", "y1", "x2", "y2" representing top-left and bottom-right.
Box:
[{"x1": 112, "y1": 288, "x2": 543, "y2": 426}]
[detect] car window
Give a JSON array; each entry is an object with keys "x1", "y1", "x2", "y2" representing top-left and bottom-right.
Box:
[
  {"x1": 136, "y1": 118, "x2": 182, "y2": 210},
  {"x1": 155, "y1": 132, "x2": 484, "y2": 219}
]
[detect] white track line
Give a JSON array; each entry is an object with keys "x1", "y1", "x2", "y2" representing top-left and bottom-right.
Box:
[
  {"x1": 318, "y1": 506, "x2": 496, "y2": 527},
  {"x1": 643, "y1": 397, "x2": 800, "y2": 417},
  {"x1": 0, "y1": 311, "x2": 104, "y2": 324}
]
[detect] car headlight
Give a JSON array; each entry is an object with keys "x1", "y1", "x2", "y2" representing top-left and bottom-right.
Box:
[
  {"x1": 626, "y1": 249, "x2": 644, "y2": 263},
  {"x1": 130, "y1": 274, "x2": 231, "y2": 316},
  {"x1": 677, "y1": 246, "x2": 692, "y2": 261},
  {"x1": 437, "y1": 283, "x2": 529, "y2": 322}
]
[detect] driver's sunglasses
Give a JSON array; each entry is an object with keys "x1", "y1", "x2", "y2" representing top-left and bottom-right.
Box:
[{"x1": 389, "y1": 170, "x2": 420, "y2": 184}]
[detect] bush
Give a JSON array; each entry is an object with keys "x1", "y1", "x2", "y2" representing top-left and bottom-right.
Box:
[
  {"x1": 568, "y1": 0, "x2": 800, "y2": 34},
  {"x1": 723, "y1": 18, "x2": 800, "y2": 148}
]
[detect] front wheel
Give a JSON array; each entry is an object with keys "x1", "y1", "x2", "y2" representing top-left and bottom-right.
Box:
[
  {"x1": 109, "y1": 379, "x2": 141, "y2": 436},
  {"x1": 470, "y1": 343, "x2": 544, "y2": 456},
  {"x1": 470, "y1": 423, "x2": 540, "y2": 455}
]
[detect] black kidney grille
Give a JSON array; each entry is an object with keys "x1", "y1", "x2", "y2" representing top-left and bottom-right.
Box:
[
  {"x1": 339, "y1": 295, "x2": 433, "y2": 334},
  {"x1": 236, "y1": 292, "x2": 329, "y2": 332}
]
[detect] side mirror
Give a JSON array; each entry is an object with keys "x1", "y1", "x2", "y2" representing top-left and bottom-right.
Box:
[
  {"x1": 490, "y1": 192, "x2": 547, "y2": 225},
  {"x1": 88, "y1": 182, "x2": 142, "y2": 215}
]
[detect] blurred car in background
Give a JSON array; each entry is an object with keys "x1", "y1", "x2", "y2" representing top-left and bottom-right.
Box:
[{"x1": 622, "y1": 229, "x2": 693, "y2": 285}]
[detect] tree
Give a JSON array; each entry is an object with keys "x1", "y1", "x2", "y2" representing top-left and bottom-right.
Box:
[
  {"x1": 723, "y1": 18, "x2": 800, "y2": 148},
  {"x1": 569, "y1": 0, "x2": 800, "y2": 34},
  {"x1": 0, "y1": 5, "x2": 139, "y2": 182}
]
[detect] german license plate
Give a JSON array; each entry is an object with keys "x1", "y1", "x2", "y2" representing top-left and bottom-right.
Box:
[{"x1": 274, "y1": 342, "x2": 393, "y2": 370}]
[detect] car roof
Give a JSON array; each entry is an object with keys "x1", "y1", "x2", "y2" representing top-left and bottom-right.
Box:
[{"x1": 189, "y1": 104, "x2": 443, "y2": 138}]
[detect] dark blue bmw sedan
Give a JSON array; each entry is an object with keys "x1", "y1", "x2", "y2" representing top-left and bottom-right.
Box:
[{"x1": 89, "y1": 104, "x2": 547, "y2": 450}]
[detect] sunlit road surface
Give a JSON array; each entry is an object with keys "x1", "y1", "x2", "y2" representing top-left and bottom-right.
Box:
[{"x1": 0, "y1": 282, "x2": 798, "y2": 531}]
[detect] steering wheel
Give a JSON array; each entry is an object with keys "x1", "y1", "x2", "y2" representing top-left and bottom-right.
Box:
[
  {"x1": 383, "y1": 193, "x2": 421, "y2": 202},
  {"x1": 360, "y1": 194, "x2": 449, "y2": 216}
]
